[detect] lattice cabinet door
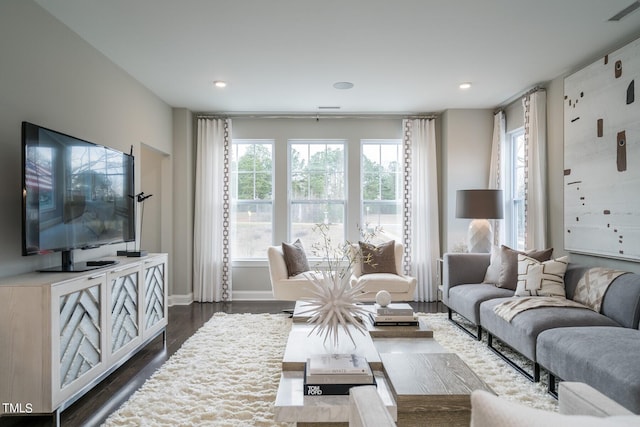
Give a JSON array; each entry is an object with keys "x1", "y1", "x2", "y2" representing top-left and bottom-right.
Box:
[
  {"x1": 142, "y1": 255, "x2": 168, "y2": 340},
  {"x1": 106, "y1": 264, "x2": 142, "y2": 363},
  {"x1": 51, "y1": 274, "x2": 107, "y2": 408}
]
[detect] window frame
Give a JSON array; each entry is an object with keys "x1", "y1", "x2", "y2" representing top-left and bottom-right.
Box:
[
  {"x1": 504, "y1": 128, "x2": 525, "y2": 250},
  {"x1": 360, "y1": 139, "x2": 403, "y2": 240},
  {"x1": 287, "y1": 139, "x2": 347, "y2": 256},
  {"x1": 229, "y1": 139, "x2": 275, "y2": 261}
]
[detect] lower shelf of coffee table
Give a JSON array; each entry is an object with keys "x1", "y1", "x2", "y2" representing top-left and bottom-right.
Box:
[{"x1": 274, "y1": 370, "x2": 397, "y2": 424}]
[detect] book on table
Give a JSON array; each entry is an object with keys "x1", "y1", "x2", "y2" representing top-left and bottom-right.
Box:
[
  {"x1": 306, "y1": 353, "x2": 371, "y2": 375},
  {"x1": 303, "y1": 354, "x2": 375, "y2": 395},
  {"x1": 369, "y1": 312, "x2": 419, "y2": 326},
  {"x1": 303, "y1": 369, "x2": 377, "y2": 395},
  {"x1": 374, "y1": 302, "x2": 414, "y2": 316}
]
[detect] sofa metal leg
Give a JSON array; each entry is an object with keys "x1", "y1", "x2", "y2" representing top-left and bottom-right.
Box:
[
  {"x1": 548, "y1": 372, "x2": 559, "y2": 399},
  {"x1": 487, "y1": 332, "x2": 540, "y2": 383},
  {"x1": 447, "y1": 309, "x2": 481, "y2": 340}
]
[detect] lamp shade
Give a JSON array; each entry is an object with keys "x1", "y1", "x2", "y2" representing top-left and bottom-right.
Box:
[{"x1": 456, "y1": 189, "x2": 504, "y2": 220}]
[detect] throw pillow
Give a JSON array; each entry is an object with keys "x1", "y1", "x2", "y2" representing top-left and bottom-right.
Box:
[
  {"x1": 359, "y1": 240, "x2": 397, "y2": 275},
  {"x1": 497, "y1": 245, "x2": 554, "y2": 290},
  {"x1": 482, "y1": 245, "x2": 501, "y2": 284},
  {"x1": 470, "y1": 390, "x2": 639, "y2": 427},
  {"x1": 282, "y1": 239, "x2": 310, "y2": 277},
  {"x1": 515, "y1": 255, "x2": 569, "y2": 297}
]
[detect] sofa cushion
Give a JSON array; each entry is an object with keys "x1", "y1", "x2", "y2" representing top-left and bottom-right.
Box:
[
  {"x1": 350, "y1": 273, "x2": 412, "y2": 293},
  {"x1": 359, "y1": 240, "x2": 397, "y2": 275},
  {"x1": 448, "y1": 284, "x2": 514, "y2": 325},
  {"x1": 480, "y1": 297, "x2": 619, "y2": 360},
  {"x1": 282, "y1": 239, "x2": 310, "y2": 277},
  {"x1": 564, "y1": 265, "x2": 640, "y2": 329},
  {"x1": 514, "y1": 255, "x2": 568, "y2": 297},
  {"x1": 470, "y1": 389, "x2": 640, "y2": 427},
  {"x1": 537, "y1": 327, "x2": 640, "y2": 414},
  {"x1": 497, "y1": 246, "x2": 554, "y2": 290}
]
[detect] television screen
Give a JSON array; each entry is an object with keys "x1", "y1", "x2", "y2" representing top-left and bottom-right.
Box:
[{"x1": 22, "y1": 122, "x2": 135, "y2": 268}]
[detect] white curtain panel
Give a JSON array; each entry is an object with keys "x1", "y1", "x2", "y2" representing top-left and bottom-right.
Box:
[
  {"x1": 523, "y1": 90, "x2": 548, "y2": 250},
  {"x1": 488, "y1": 111, "x2": 506, "y2": 246},
  {"x1": 193, "y1": 117, "x2": 232, "y2": 302},
  {"x1": 403, "y1": 119, "x2": 440, "y2": 302}
]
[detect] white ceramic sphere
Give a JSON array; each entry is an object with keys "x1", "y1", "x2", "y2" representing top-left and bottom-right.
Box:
[{"x1": 375, "y1": 290, "x2": 392, "y2": 307}]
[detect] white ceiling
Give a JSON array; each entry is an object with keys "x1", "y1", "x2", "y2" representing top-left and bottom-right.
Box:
[{"x1": 36, "y1": 0, "x2": 640, "y2": 114}]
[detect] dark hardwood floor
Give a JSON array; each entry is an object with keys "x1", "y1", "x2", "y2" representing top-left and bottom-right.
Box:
[{"x1": 0, "y1": 301, "x2": 443, "y2": 427}]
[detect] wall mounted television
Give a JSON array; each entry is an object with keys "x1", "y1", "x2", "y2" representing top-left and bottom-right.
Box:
[{"x1": 22, "y1": 122, "x2": 135, "y2": 272}]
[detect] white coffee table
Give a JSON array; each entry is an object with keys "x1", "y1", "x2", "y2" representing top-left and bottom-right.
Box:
[
  {"x1": 275, "y1": 302, "x2": 457, "y2": 425},
  {"x1": 274, "y1": 370, "x2": 397, "y2": 425}
]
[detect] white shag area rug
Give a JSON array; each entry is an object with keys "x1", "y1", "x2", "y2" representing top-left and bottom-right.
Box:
[{"x1": 103, "y1": 312, "x2": 557, "y2": 427}]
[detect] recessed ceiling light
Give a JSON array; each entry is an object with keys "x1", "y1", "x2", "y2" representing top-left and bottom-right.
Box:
[
  {"x1": 459, "y1": 82, "x2": 472, "y2": 90},
  {"x1": 213, "y1": 81, "x2": 227, "y2": 88},
  {"x1": 333, "y1": 81, "x2": 354, "y2": 90}
]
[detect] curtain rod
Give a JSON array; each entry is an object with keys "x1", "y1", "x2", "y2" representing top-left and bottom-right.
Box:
[
  {"x1": 196, "y1": 113, "x2": 439, "y2": 120},
  {"x1": 496, "y1": 85, "x2": 546, "y2": 112}
]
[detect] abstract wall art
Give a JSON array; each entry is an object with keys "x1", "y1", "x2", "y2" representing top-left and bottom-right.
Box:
[{"x1": 564, "y1": 36, "x2": 640, "y2": 261}]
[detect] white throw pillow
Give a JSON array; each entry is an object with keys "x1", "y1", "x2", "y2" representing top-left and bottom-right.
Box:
[
  {"x1": 515, "y1": 255, "x2": 568, "y2": 297},
  {"x1": 482, "y1": 245, "x2": 501, "y2": 284},
  {"x1": 471, "y1": 390, "x2": 640, "y2": 427}
]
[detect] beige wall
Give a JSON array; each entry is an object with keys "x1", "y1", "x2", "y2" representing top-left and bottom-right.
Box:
[
  {"x1": 0, "y1": 1, "x2": 173, "y2": 278},
  {"x1": 440, "y1": 109, "x2": 495, "y2": 252},
  {"x1": 171, "y1": 108, "x2": 195, "y2": 301}
]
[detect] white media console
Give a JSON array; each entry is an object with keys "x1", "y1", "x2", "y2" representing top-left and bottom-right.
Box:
[{"x1": 0, "y1": 253, "x2": 168, "y2": 424}]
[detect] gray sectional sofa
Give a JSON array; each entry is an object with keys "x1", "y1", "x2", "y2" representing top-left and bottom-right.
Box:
[{"x1": 442, "y1": 252, "x2": 640, "y2": 413}]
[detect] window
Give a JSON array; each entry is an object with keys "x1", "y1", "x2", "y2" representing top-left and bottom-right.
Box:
[
  {"x1": 505, "y1": 129, "x2": 525, "y2": 250},
  {"x1": 289, "y1": 140, "x2": 346, "y2": 252},
  {"x1": 230, "y1": 140, "x2": 273, "y2": 259},
  {"x1": 361, "y1": 140, "x2": 402, "y2": 239}
]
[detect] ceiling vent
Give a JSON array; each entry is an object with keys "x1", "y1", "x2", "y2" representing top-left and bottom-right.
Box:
[{"x1": 608, "y1": 1, "x2": 640, "y2": 21}]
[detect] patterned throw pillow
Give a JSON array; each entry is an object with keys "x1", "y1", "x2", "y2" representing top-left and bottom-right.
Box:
[
  {"x1": 515, "y1": 255, "x2": 569, "y2": 297},
  {"x1": 496, "y1": 246, "x2": 554, "y2": 289},
  {"x1": 359, "y1": 240, "x2": 397, "y2": 275},
  {"x1": 282, "y1": 239, "x2": 310, "y2": 277}
]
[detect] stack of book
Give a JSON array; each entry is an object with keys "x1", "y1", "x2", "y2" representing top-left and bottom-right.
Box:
[
  {"x1": 303, "y1": 353, "x2": 375, "y2": 395},
  {"x1": 369, "y1": 302, "x2": 418, "y2": 326}
]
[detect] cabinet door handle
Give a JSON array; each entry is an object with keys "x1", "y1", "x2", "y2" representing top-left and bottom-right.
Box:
[
  {"x1": 112, "y1": 266, "x2": 133, "y2": 273},
  {"x1": 89, "y1": 274, "x2": 104, "y2": 280}
]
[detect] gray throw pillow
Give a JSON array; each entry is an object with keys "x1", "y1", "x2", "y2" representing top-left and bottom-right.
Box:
[
  {"x1": 359, "y1": 240, "x2": 397, "y2": 275},
  {"x1": 282, "y1": 239, "x2": 310, "y2": 277},
  {"x1": 497, "y1": 245, "x2": 553, "y2": 290}
]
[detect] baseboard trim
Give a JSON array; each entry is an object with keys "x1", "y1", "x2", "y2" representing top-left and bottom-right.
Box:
[
  {"x1": 169, "y1": 291, "x2": 276, "y2": 304},
  {"x1": 232, "y1": 290, "x2": 274, "y2": 300},
  {"x1": 169, "y1": 293, "x2": 194, "y2": 306}
]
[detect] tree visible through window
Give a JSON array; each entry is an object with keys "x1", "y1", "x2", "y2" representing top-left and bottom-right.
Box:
[
  {"x1": 230, "y1": 140, "x2": 273, "y2": 259},
  {"x1": 289, "y1": 141, "x2": 346, "y2": 251},
  {"x1": 361, "y1": 140, "x2": 402, "y2": 239}
]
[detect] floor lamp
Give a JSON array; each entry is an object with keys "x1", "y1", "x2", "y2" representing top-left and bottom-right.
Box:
[{"x1": 456, "y1": 189, "x2": 503, "y2": 253}]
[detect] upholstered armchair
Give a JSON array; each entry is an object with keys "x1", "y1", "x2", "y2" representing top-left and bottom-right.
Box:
[
  {"x1": 349, "y1": 241, "x2": 416, "y2": 302},
  {"x1": 267, "y1": 245, "x2": 319, "y2": 301}
]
